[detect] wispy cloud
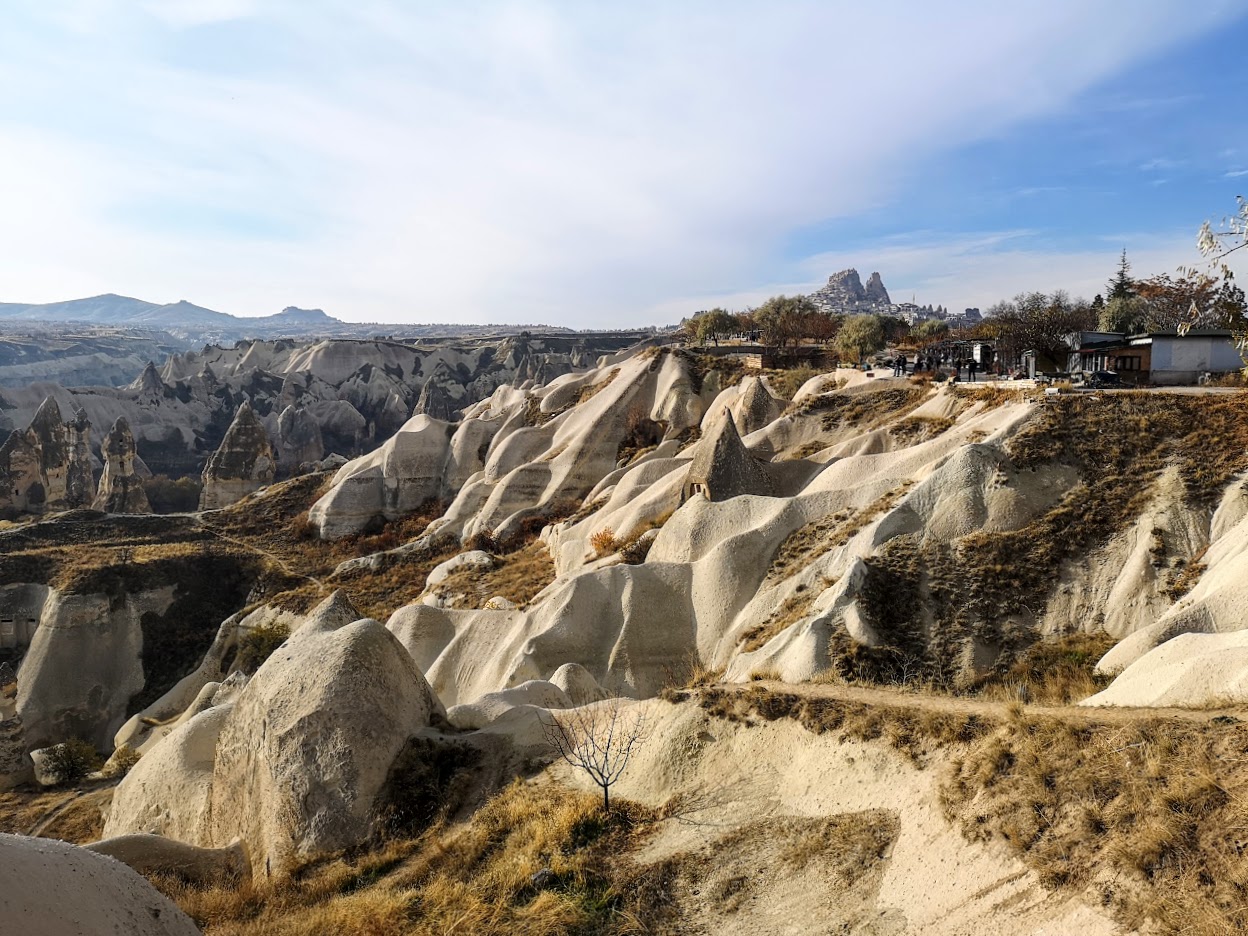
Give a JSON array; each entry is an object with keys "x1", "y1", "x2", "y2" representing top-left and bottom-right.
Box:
[
  {"x1": 1226, "y1": 169, "x2": 1248, "y2": 178},
  {"x1": 0, "y1": 1, "x2": 1239, "y2": 325}
]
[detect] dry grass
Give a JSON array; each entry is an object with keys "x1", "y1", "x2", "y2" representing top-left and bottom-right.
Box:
[
  {"x1": 428, "y1": 542, "x2": 557, "y2": 610},
  {"x1": 766, "y1": 365, "x2": 821, "y2": 401},
  {"x1": 766, "y1": 483, "x2": 914, "y2": 584},
  {"x1": 847, "y1": 393, "x2": 1248, "y2": 688},
  {"x1": 1164, "y1": 546, "x2": 1209, "y2": 600},
  {"x1": 815, "y1": 385, "x2": 929, "y2": 430},
  {"x1": 152, "y1": 781, "x2": 666, "y2": 936},
  {"x1": 0, "y1": 783, "x2": 113, "y2": 842},
  {"x1": 956, "y1": 382, "x2": 1028, "y2": 411},
  {"x1": 889, "y1": 415, "x2": 954, "y2": 442},
  {"x1": 688, "y1": 684, "x2": 1248, "y2": 936},
  {"x1": 972, "y1": 632, "x2": 1116, "y2": 705}
]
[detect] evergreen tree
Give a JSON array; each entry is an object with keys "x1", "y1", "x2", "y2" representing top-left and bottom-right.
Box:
[{"x1": 1107, "y1": 249, "x2": 1134, "y2": 301}]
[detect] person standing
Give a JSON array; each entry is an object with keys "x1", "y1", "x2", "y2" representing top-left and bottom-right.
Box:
[{"x1": 968, "y1": 358, "x2": 978, "y2": 382}]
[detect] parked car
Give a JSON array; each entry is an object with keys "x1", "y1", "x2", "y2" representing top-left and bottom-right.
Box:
[{"x1": 1085, "y1": 370, "x2": 1122, "y2": 389}]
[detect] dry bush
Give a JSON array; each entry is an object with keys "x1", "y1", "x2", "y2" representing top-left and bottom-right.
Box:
[
  {"x1": 590, "y1": 528, "x2": 618, "y2": 557},
  {"x1": 814, "y1": 385, "x2": 929, "y2": 430},
  {"x1": 152, "y1": 781, "x2": 663, "y2": 936},
  {"x1": 103, "y1": 745, "x2": 143, "y2": 779}
]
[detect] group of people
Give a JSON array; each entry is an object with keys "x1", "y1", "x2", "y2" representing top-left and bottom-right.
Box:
[{"x1": 890, "y1": 354, "x2": 980, "y2": 381}]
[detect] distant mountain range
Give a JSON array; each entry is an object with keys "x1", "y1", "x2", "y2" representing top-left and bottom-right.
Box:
[
  {"x1": 0, "y1": 294, "x2": 343, "y2": 332},
  {"x1": 0, "y1": 294, "x2": 583, "y2": 343}
]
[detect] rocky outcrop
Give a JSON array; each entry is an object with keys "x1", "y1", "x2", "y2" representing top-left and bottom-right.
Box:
[
  {"x1": 93, "y1": 417, "x2": 150, "y2": 513},
  {"x1": 16, "y1": 587, "x2": 174, "y2": 751},
  {"x1": 208, "y1": 611, "x2": 442, "y2": 874},
  {"x1": 199, "y1": 401, "x2": 275, "y2": 510},
  {"x1": 682, "y1": 411, "x2": 773, "y2": 503},
  {"x1": 275, "y1": 405, "x2": 324, "y2": 472},
  {"x1": 86, "y1": 834, "x2": 249, "y2": 886},
  {"x1": 414, "y1": 376, "x2": 458, "y2": 421},
  {"x1": 808, "y1": 268, "x2": 893, "y2": 315},
  {"x1": 0, "y1": 833, "x2": 201, "y2": 936},
  {"x1": 0, "y1": 397, "x2": 93, "y2": 516}
]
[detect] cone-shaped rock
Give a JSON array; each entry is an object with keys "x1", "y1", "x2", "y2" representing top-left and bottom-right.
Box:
[
  {"x1": 682, "y1": 410, "x2": 773, "y2": 503},
  {"x1": 199, "y1": 402, "x2": 275, "y2": 510},
  {"x1": 94, "y1": 417, "x2": 151, "y2": 513}
]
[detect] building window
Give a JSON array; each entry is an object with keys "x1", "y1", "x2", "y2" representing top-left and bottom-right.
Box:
[{"x1": 1116, "y1": 356, "x2": 1141, "y2": 372}]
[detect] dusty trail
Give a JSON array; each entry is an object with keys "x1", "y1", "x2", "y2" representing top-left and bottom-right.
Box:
[
  {"x1": 730, "y1": 679, "x2": 1247, "y2": 724},
  {"x1": 202, "y1": 527, "x2": 328, "y2": 593}
]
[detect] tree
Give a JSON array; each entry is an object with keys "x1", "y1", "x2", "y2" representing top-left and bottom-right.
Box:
[
  {"x1": 1108, "y1": 249, "x2": 1135, "y2": 301},
  {"x1": 543, "y1": 699, "x2": 648, "y2": 812},
  {"x1": 693, "y1": 308, "x2": 737, "y2": 347},
  {"x1": 1189, "y1": 197, "x2": 1248, "y2": 367},
  {"x1": 835, "y1": 314, "x2": 886, "y2": 363},
  {"x1": 982, "y1": 291, "x2": 1096, "y2": 369},
  {"x1": 1132, "y1": 271, "x2": 1246, "y2": 332},
  {"x1": 911, "y1": 319, "x2": 949, "y2": 344},
  {"x1": 41, "y1": 739, "x2": 102, "y2": 785},
  {"x1": 1098, "y1": 295, "x2": 1147, "y2": 334},
  {"x1": 754, "y1": 294, "x2": 818, "y2": 348}
]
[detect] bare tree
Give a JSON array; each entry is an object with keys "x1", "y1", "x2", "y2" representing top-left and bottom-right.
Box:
[{"x1": 542, "y1": 699, "x2": 648, "y2": 812}]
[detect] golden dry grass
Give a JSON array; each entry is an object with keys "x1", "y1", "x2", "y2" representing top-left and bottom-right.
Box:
[
  {"x1": 689, "y1": 684, "x2": 1248, "y2": 936},
  {"x1": 428, "y1": 542, "x2": 557, "y2": 610},
  {"x1": 152, "y1": 781, "x2": 667, "y2": 936}
]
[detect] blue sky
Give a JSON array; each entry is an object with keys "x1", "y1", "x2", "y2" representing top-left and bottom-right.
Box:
[{"x1": 1, "y1": 1, "x2": 1246, "y2": 326}]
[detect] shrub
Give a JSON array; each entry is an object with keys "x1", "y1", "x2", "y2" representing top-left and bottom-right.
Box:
[
  {"x1": 103, "y1": 744, "x2": 143, "y2": 779},
  {"x1": 234, "y1": 621, "x2": 291, "y2": 674},
  {"x1": 42, "y1": 739, "x2": 103, "y2": 786},
  {"x1": 590, "y1": 528, "x2": 617, "y2": 557}
]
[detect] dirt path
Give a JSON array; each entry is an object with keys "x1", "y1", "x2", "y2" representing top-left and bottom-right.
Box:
[
  {"x1": 27, "y1": 787, "x2": 112, "y2": 838},
  {"x1": 204, "y1": 528, "x2": 328, "y2": 594},
  {"x1": 731, "y1": 679, "x2": 1247, "y2": 725}
]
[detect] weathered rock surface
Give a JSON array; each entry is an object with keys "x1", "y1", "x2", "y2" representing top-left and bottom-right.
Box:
[
  {"x1": 199, "y1": 401, "x2": 275, "y2": 509},
  {"x1": 93, "y1": 416, "x2": 151, "y2": 513},
  {"x1": 208, "y1": 615, "x2": 442, "y2": 874},
  {"x1": 275, "y1": 404, "x2": 324, "y2": 471},
  {"x1": 0, "y1": 832, "x2": 200, "y2": 936},
  {"x1": 16, "y1": 587, "x2": 174, "y2": 750},
  {"x1": 0, "y1": 396, "x2": 94, "y2": 516},
  {"x1": 86, "y1": 833, "x2": 249, "y2": 886}
]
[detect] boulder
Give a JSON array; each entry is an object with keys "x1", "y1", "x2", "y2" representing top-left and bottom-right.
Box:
[
  {"x1": 208, "y1": 617, "x2": 442, "y2": 875},
  {"x1": 86, "y1": 834, "x2": 249, "y2": 887},
  {"x1": 199, "y1": 401, "x2": 275, "y2": 510},
  {"x1": 0, "y1": 833, "x2": 200, "y2": 936},
  {"x1": 93, "y1": 417, "x2": 151, "y2": 513},
  {"x1": 104, "y1": 704, "x2": 232, "y2": 843}
]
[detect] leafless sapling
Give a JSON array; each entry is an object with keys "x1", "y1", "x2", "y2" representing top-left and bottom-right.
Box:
[{"x1": 542, "y1": 699, "x2": 648, "y2": 813}]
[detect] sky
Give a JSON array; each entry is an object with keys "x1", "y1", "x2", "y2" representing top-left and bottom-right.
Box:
[{"x1": 2, "y1": 1, "x2": 1248, "y2": 327}]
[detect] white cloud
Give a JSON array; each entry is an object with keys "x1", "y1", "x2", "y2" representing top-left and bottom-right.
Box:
[{"x1": 0, "y1": 2, "x2": 1238, "y2": 325}]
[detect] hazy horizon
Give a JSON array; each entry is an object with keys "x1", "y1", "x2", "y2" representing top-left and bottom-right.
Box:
[{"x1": 4, "y1": 2, "x2": 1248, "y2": 326}]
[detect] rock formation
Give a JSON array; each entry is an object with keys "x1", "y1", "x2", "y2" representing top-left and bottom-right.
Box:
[
  {"x1": 808, "y1": 268, "x2": 893, "y2": 314},
  {"x1": 199, "y1": 401, "x2": 275, "y2": 510},
  {"x1": 682, "y1": 411, "x2": 773, "y2": 503},
  {"x1": 93, "y1": 417, "x2": 150, "y2": 513},
  {"x1": 0, "y1": 397, "x2": 93, "y2": 516},
  {"x1": 414, "y1": 376, "x2": 457, "y2": 421},
  {"x1": 275, "y1": 404, "x2": 324, "y2": 472},
  {"x1": 0, "y1": 833, "x2": 201, "y2": 936}
]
